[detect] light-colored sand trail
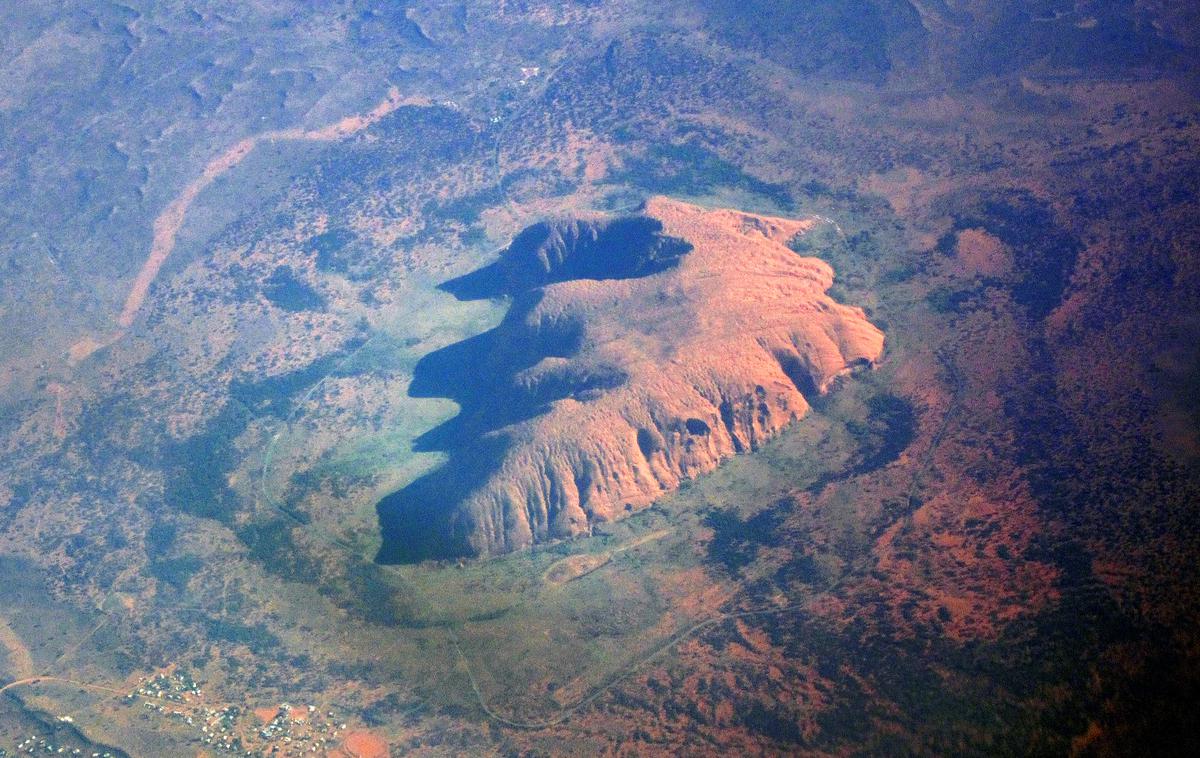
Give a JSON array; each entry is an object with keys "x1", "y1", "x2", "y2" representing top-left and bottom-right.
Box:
[
  {"x1": 69, "y1": 87, "x2": 424, "y2": 363},
  {"x1": 542, "y1": 529, "x2": 672, "y2": 587},
  {"x1": 117, "y1": 86, "x2": 414, "y2": 330}
]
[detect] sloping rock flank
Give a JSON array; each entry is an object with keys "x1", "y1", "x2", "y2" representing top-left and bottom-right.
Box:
[{"x1": 376, "y1": 197, "x2": 885, "y2": 562}]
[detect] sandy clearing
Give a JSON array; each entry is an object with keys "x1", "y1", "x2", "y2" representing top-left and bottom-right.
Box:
[
  {"x1": 337, "y1": 730, "x2": 389, "y2": 758},
  {"x1": 543, "y1": 553, "x2": 611, "y2": 586},
  {"x1": 955, "y1": 227, "x2": 1010, "y2": 277},
  {"x1": 254, "y1": 705, "x2": 280, "y2": 723},
  {"x1": 67, "y1": 334, "x2": 112, "y2": 364}
]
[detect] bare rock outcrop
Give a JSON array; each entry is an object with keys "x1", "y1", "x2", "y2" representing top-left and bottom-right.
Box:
[{"x1": 376, "y1": 197, "x2": 885, "y2": 562}]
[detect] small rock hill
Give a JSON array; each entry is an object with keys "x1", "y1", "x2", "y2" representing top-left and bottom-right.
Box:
[{"x1": 376, "y1": 197, "x2": 885, "y2": 562}]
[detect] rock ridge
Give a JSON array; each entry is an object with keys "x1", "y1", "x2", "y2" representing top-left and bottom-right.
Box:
[{"x1": 376, "y1": 197, "x2": 885, "y2": 562}]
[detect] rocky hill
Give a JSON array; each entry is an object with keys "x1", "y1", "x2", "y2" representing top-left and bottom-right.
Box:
[{"x1": 377, "y1": 197, "x2": 884, "y2": 561}]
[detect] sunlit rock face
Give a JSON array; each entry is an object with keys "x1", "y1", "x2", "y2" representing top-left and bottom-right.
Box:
[{"x1": 376, "y1": 197, "x2": 885, "y2": 562}]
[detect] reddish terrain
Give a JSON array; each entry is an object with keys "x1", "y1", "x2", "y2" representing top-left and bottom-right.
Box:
[{"x1": 330, "y1": 730, "x2": 388, "y2": 758}]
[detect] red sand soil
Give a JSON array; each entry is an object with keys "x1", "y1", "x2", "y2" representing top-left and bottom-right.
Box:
[
  {"x1": 334, "y1": 730, "x2": 389, "y2": 758},
  {"x1": 253, "y1": 706, "x2": 279, "y2": 723},
  {"x1": 953, "y1": 227, "x2": 1010, "y2": 277}
]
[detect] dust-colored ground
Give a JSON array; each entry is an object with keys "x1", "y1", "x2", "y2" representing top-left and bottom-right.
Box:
[
  {"x1": 542, "y1": 529, "x2": 671, "y2": 587},
  {"x1": 66, "y1": 86, "x2": 420, "y2": 367},
  {"x1": 543, "y1": 553, "x2": 611, "y2": 586},
  {"x1": 254, "y1": 706, "x2": 280, "y2": 723},
  {"x1": 330, "y1": 730, "x2": 388, "y2": 758},
  {"x1": 953, "y1": 228, "x2": 1010, "y2": 278}
]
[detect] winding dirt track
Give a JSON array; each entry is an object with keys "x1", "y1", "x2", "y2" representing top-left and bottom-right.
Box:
[
  {"x1": 541, "y1": 529, "x2": 672, "y2": 587},
  {"x1": 0, "y1": 675, "x2": 128, "y2": 696},
  {"x1": 69, "y1": 87, "x2": 422, "y2": 363},
  {"x1": 118, "y1": 86, "x2": 413, "y2": 329}
]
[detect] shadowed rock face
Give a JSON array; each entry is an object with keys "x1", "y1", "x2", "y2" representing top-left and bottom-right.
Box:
[
  {"x1": 442, "y1": 216, "x2": 692, "y2": 298},
  {"x1": 376, "y1": 198, "x2": 885, "y2": 563}
]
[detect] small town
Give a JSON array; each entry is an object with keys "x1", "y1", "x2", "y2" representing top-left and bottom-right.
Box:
[
  {"x1": 4, "y1": 738, "x2": 117, "y2": 757},
  {"x1": 125, "y1": 670, "x2": 351, "y2": 756}
]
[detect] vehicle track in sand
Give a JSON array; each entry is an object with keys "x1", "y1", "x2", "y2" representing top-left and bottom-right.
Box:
[
  {"x1": 68, "y1": 86, "x2": 427, "y2": 363},
  {"x1": 541, "y1": 529, "x2": 672, "y2": 587},
  {"x1": 116, "y1": 86, "x2": 419, "y2": 331}
]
